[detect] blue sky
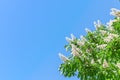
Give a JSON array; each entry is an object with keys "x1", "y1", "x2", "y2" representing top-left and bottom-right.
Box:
[{"x1": 0, "y1": 0, "x2": 119, "y2": 80}]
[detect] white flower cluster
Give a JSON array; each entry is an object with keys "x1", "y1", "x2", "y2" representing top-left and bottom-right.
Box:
[
  {"x1": 85, "y1": 28, "x2": 92, "y2": 33},
  {"x1": 71, "y1": 44, "x2": 81, "y2": 57},
  {"x1": 103, "y1": 59, "x2": 109, "y2": 68},
  {"x1": 97, "y1": 44, "x2": 107, "y2": 49},
  {"x1": 59, "y1": 34, "x2": 87, "y2": 62},
  {"x1": 94, "y1": 20, "x2": 102, "y2": 30},
  {"x1": 110, "y1": 8, "x2": 120, "y2": 17},
  {"x1": 107, "y1": 19, "x2": 117, "y2": 27},
  {"x1": 104, "y1": 33, "x2": 119, "y2": 43},
  {"x1": 66, "y1": 34, "x2": 76, "y2": 43},
  {"x1": 99, "y1": 30, "x2": 108, "y2": 35},
  {"x1": 106, "y1": 19, "x2": 117, "y2": 31},
  {"x1": 77, "y1": 39, "x2": 85, "y2": 46},
  {"x1": 58, "y1": 53, "x2": 69, "y2": 62}
]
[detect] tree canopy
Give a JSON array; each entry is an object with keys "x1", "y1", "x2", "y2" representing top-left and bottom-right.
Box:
[{"x1": 59, "y1": 8, "x2": 120, "y2": 80}]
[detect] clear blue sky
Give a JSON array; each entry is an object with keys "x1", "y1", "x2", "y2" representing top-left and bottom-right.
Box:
[{"x1": 0, "y1": 0, "x2": 119, "y2": 80}]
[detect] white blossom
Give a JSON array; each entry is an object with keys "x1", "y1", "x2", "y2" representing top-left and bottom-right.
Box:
[
  {"x1": 104, "y1": 36, "x2": 113, "y2": 42},
  {"x1": 99, "y1": 30, "x2": 108, "y2": 35},
  {"x1": 97, "y1": 44, "x2": 107, "y2": 49},
  {"x1": 116, "y1": 63, "x2": 120, "y2": 69},
  {"x1": 71, "y1": 44, "x2": 81, "y2": 57},
  {"x1": 103, "y1": 59, "x2": 109, "y2": 68},
  {"x1": 71, "y1": 34, "x2": 76, "y2": 41},
  {"x1": 85, "y1": 28, "x2": 92, "y2": 33},
  {"x1": 109, "y1": 33, "x2": 119, "y2": 38},
  {"x1": 77, "y1": 39, "x2": 85, "y2": 46},
  {"x1": 104, "y1": 33, "x2": 119, "y2": 42},
  {"x1": 94, "y1": 20, "x2": 102, "y2": 30},
  {"x1": 80, "y1": 35, "x2": 87, "y2": 42},
  {"x1": 107, "y1": 19, "x2": 117, "y2": 27},
  {"x1": 66, "y1": 37, "x2": 72, "y2": 43},
  {"x1": 106, "y1": 25, "x2": 114, "y2": 31},
  {"x1": 91, "y1": 59, "x2": 95, "y2": 64},
  {"x1": 65, "y1": 34, "x2": 76, "y2": 43},
  {"x1": 110, "y1": 8, "x2": 120, "y2": 17},
  {"x1": 59, "y1": 53, "x2": 69, "y2": 62},
  {"x1": 106, "y1": 19, "x2": 117, "y2": 31}
]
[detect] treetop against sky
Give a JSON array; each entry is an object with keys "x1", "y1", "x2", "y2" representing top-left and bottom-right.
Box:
[{"x1": 59, "y1": 8, "x2": 120, "y2": 80}]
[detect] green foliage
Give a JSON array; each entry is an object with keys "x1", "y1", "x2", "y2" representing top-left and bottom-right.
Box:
[
  {"x1": 112, "y1": 18, "x2": 120, "y2": 34},
  {"x1": 59, "y1": 15, "x2": 120, "y2": 79}
]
